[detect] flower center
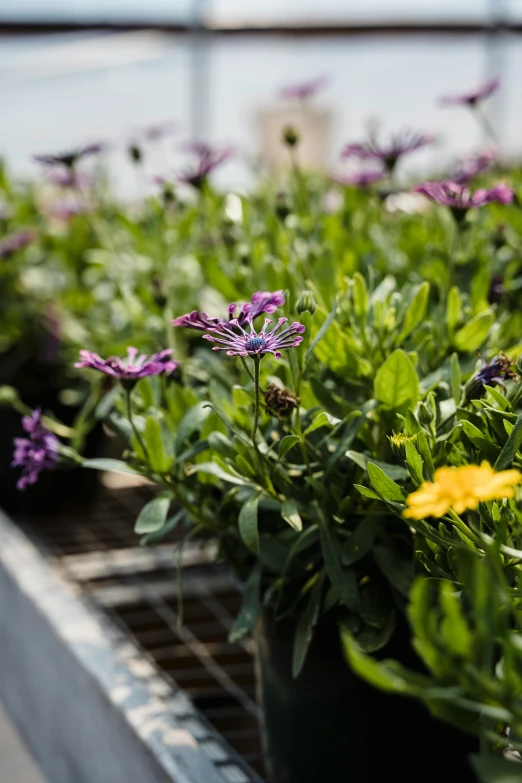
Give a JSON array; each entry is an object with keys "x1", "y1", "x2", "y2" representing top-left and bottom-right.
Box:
[{"x1": 245, "y1": 336, "x2": 266, "y2": 352}]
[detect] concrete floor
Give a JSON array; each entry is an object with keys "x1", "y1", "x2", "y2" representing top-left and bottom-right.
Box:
[{"x1": 0, "y1": 702, "x2": 46, "y2": 783}]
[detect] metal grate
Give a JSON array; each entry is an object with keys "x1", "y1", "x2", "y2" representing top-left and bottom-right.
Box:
[{"x1": 16, "y1": 483, "x2": 270, "y2": 782}]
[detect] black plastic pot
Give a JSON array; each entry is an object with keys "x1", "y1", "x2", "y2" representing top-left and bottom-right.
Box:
[{"x1": 256, "y1": 609, "x2": 478, "y2": 783}]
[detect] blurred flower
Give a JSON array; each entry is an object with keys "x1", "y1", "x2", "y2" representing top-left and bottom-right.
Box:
[
  {"x1": 439, "y1": 78, "x2": 500, "y2": 107},
  {"x1": 75, "y1": 347, "x2": 178, "y2": 385},
  {"x1": 203, "y1": 316, "x2": 305, "y2": 359},
  {"x1": 12, "y1": 410, "x2": 59, "y2": 491},
  {"x1": 264, "y1": 384, "x2": 300, "y2": 417},
  {"x1": 332, "y1": 169, "x2": 384, "y2": 189},
  {"x1": 452, "y1": 149, "x2": 497, "y2": 184},
  {"x1": 0, "y1": 230, "x2": 36, "y2": 259},
  {"x1": 413, "y1": 181, "x2": 514, "y2": 218},
  {"x1": 46, "y1": 198, "x2": 89, "y2": 221},
  {"x1": 404, "y1": 462, "x2": 522, "y2": 519},
  {"x1": 143, "y1": 119, "x2": 178, "y2": 141},
  {"x1": 342, "y1": 130, "x2": 435, "y2": 172},
  {"x1": 384, "y1": 192, "x2": 432, "y2": 215},
  {"x1": 464, "y1": 352, "x2": 517, "y2": 401},
  {"x1": 488, "y1": 274, "x2": 505, "y2": 305},
  {"x1": 173, "y1": 290, "x2": 286, "y2": 332},
  {"x1": 280, "y1": 75, "x2": 329, "y2": 101},
  {"x1": 45, "y1": 167, "x2": 91, "y2": 189},
  {"x1": 179, "y1": 142, "x2": 235, "y2": 189},
  {"x1": 34, "y1": 144, "x2": 103, "y2": 169}
]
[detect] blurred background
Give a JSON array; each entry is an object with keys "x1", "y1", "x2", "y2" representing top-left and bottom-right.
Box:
[{"x1": 1, "y1": 1, "x2": 521, "y2": 193}]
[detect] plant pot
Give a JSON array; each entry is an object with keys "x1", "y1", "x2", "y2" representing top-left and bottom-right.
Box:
[{"x1": 255, "y1": 608, "x2": 478, "y2": 783}]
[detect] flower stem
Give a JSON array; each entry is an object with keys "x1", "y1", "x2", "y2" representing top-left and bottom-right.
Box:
[
  {"x1": 125, "y1": 388, "x2": 150, "y2": 467},
  {"x1": 251, "y1": 356, "x2": 261, "y2": 446}
]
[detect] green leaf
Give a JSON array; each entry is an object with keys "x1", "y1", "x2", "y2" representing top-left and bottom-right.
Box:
[
  {"x1": 494, "y1": 414, "x2": 522, "y2": 471},
  {"x1": 352, "y1": 272, "x2": 368, "y2": 320},
  {"x1": 398, "y1": 282, "x2": 429, "y2": 343},
  {"x1": 293, "y1": 573, "x2": 325, "y2": 678},
  {"x1": 342, "y1": 516, "x2": 379, "y2": 566},
  {"x1": 471, "y1": 755, "x2": 522, "y2": 783},
  {"x1": 135, "y1": 490, "x2": 174, "y2": 534},
  {"x1": 239, "y1": 493, "x2": 261, "y2": 553},
  {"x1": 279, "y1": 435, "x2": 301, "y2": 459},
  {"x1": 304, "y1": 410, "x2": 341, "y2": 435},
  {"x1": 82, "y1": 458, "x2": 140, "y2": 475},
  {"x1": 281, "y1": 499, "x2": 302, "y2": 531},
  {"x1": 345, "y1": 450, "x2": 408, "y2": 481},
  {"x1": 368, "y1": 462, "x2": 406, "y2": 502},
  {"x1": 404, "y1": 440, "x2": 424, "y2": 485},
  {"x1": 354, "y1": 484, "x2": 382, "y2": 501},
  {"x1": 145, "y1": 416, "x2": 171, "y2": 473},
  {"x1": 318, "y1": 512, "x2": 359, "y2": 612},
  {"x1": 453, "y1": 310, "x2": 494, "y2": 352},
  {"x1": 188, "y1": 461, "x2": 254, "y2": 487},
  {"x1": 305, "y1": 300, "x2": 337, "y2": 364},
  {"x1": 175, "y1": 402, "x2": 211, "y2": 452},
  {"x1": 446, "y1": 286, "x2": 461, "y2": 332},
  {"x1": 208, "y1": 431, "x2": 236, "y2": 460},
  {"x1": 374, "y1": 349, "x2": 419, "y2": 411},
  {"x1": 416, "y1": 430, "x2": 434, "y2": 481},
  {"x1": 450, "y1": 353, "x2": 461, "y2": 405},
  {"x1": 141, "y1": 508, "x2": 185, "y2": 545},
  {"x1": 461, "y1": 420, "x2": 500, "y2": 461},
  {"x1": 229, "y1": 564, "x2": 261, "y2": 643},
  {"x1": 373, "y1": 544, "x2": 413, "y2": 598}
]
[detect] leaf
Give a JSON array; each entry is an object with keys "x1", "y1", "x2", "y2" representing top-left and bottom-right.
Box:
[
  {"x1": 135, "y1": 490, "x2": 174, "y2": 534},
  {"x1": 208, "y1": 431, "x2": 236, "y2": 460},
  {"x1": 494, "y1": 414, "x2": 522, "y2": 471},
  {"x1": 292, "y1": 573, "x2": 325, "y2": 678},
  {"x1": 239, "y1": 493, "x2": 261, "y2": 553},
  {"x1": 188, "y1": 461, "x2": 254, "y2": 487},
  {"x1": 354, "y1": 484, "x2": 382, "y2": 501},
  {"x1": 373, "y1": 544, "x2": 413, "y2": 598},
  {"x1": 145, "y1": 416, "x2": 171, "y2": 473},
  {"x1": 461, "y1": 420, "x2": 500, "y2": 461},
  {"x1": 342, "y1": 516, "x2": 379, "y2": 566},
  {"x1": 175, "y1": 402, "x2": 211, "y2": 452},
  {"x1": 229, "y1": 564, "x2": 261, "y2": 643},
  {"x1": 305, "y1": 300, "x2": 337, "y2": 364},
  {"x1": 450, "y1": 353, "x2": 461, "y2": 405},
  {"x1": 318, "y1": 512, "x2": 359, "y2": 612},
  {"x1": 281, "y1": 499, "x2": 302, "y2": 531},
  {"x1": 446, "y1": 286, "x2": 461, "y2": 332},
  {"x1": 82, "y1": 458, "x2": 140, "y2": 475},
  {"x1": 367, "y1": 462, "x2": 406, "y2": 502},
  {"x1": 352, "y1": 272, "x2": 368, "y2": 319},
  {"x1": 471, "y1": 755, "x2": 522, "y2": 783},
  {"x1": 416, "y1": 431, "x2": 434, "y2": 481},
  {"x1": 374, "y1": 349, "x2": 419, "y2": 411},
  {"x1": 279, "y1": 435, "x2": 301, "y2": 459},
  {"x1": 398, "y1": 282, "x2": 429, "y2": 342},
  {"x1": 453, "y1": 310, "x2": 494, "y2": 352},
  {"x1": 345, "y1": 450, "x2": 408, "y2": 481},
  {"x1": 140, "y1": 508, "x2": 185, "y2": 545},
  {"x1": 304, "y1": 410, "x2": 341, "y2": 435},
  {"x1": 404, "y1": 440, "x2": 424, "y2": 485}
]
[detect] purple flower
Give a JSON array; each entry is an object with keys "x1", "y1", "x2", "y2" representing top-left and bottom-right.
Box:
[
  {"x1": 452, "y1": 149, "x2": 497, "y2": 184},
  {"x1": 332, "y1": 169, "x2": 384, "y2": 189},
  {"x1": 12, "y1": 410, "x2": 59, "y2": 491},
  {"x1": 202, "y1": 316, "x2": 305, "y2": 359},
  {"x1": 280, "y1": 75, "x2": 329, "y2": 101},
  {"x1": 464, "y1": 352, "x2": 516, "y2": 401},
  {"x1": 144, "y1": 119, "x2": 178, "y2": 141},
  {"x1": 342, "y1": 130, "x2": 435, "y2": 172},
  {"x1": 179, "y1": 142, "x2": 235, "y2": 189},
  {"x1": 413, "y1": 181, "x2": 514, "y2": 217},
  {"x1": 0, "y1": 230, "x2": 36, "y2": 259},
  {"x1": 34, "y1": 144, "x2": 103, "y2": 169},
  {"x1": 173, "y1": 290, "x2": 286, "y2": 332},
  {"x1": 171, "y1": 311, "x2": 223, "y2": 331},
  {"x1": 440, "y1": 78, "x2": 500, "y2": 107},
  {"x1": 46, "y1": 198, "x2": 89, "y2": 220},
  {"x1": 75, "y1": 347, "x2": 179, "y2": 386},
  {"x1": 45, "y1": 167, "x2": 92, "y2": 189}
]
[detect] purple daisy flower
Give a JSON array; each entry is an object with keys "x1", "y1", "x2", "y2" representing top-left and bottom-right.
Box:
[
  {"x1": 75, "y1": 347, "x2": 179, "y2": 386},
  {"x1": 34, "y1": 144, "x2": 103, "y2": 169},
  {"x1": 172, "y1": 290, "x2": 286, "y2": 332},
  {"x1": 342, "y1": 130, "x2": 435, "y2": 172},
  {"x1": 12, "y1": 410, "x2": 59, "y2": 491},
  {"x1": 179, "y1": 142, "x2": 235, "y2": 189},
  {"x1": 452, "y1": 149, "x2": 497, "y2": 185},
  {"x1": 280, "y1": 75, "x2": 329, "y2": 101},
  {"x1": 45, "y1": 167, "x2": 92, "y2": 189},
  {"x1": 332, "y1": 169, "x2": 384, "y2": 189},
  {"x1": 413, "y1": 181, "x2": 514, "y2": 218},
  {"x1": 202, "y1": 316, "x2": 305, "y2": 359},
  {"x1": 0, "y1": 230, "x2": 36, "y2": 260},
  {"x1": 440, "y1": 78, "x2": 500, "y2": 108},
  {"x1": 464, "y1": 352, "x2": 516, "y2": 401}
]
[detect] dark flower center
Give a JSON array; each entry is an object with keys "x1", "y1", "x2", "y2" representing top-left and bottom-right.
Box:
[{"x1": 245, "y1": 336, "x2": 266, "y2": 352}]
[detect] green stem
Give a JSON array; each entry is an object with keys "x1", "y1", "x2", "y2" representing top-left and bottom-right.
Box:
[
  {"x1": 447, "y1": 509, "x2": 482, "y2": 547},
  {"x1": 252, "y1": 356, "x2": 261, "y2": 447},
  {"x1": 125, "y1": 388, "x2": 150, "y2": 467}
]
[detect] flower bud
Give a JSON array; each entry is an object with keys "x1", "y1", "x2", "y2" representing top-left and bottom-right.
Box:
[
  {"x1": 418, "y1": 401, "x2": 435, "y2": 426},
  {"x1": 275, "y1": 191, "x2": 291, "y2": 221},
  {"x1": 296, "y1": 290, "x2": 316, "y2": 316},
  {"x1": 283, "y1": 125, "x2": 299, "y2": 148},
  {"x1": 129, "y1": 144, "x2": 142, "y2": 164},
  {"x1": 264, "y1": 384, "x2": 299, "y2": 418},
  {"x1": 389, "y1": 432, "x2": 417, "y2": 459}
]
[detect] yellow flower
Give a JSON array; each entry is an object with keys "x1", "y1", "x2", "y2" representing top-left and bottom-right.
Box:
[{"x1": 403, "y1": 462, "x2": 522, "y2": 520}]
